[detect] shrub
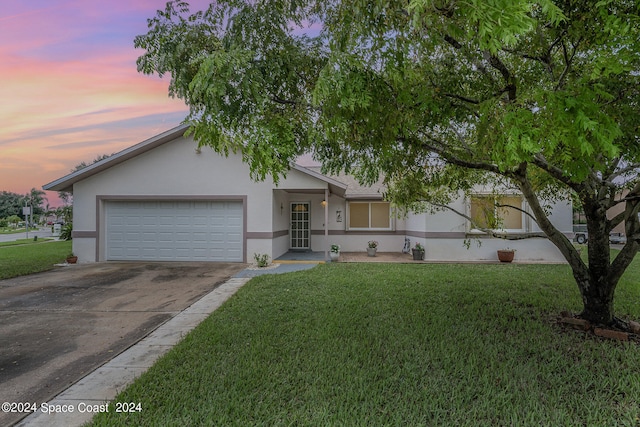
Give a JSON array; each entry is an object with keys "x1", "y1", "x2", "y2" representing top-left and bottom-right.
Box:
[
  {"x1": 60, "y1": 223, "x2": 73, "y2": 240},
  {"x1": 253, "y1": 253, "x2": 270, "y2": 267}
]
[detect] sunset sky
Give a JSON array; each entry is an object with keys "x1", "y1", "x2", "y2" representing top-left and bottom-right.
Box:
[{"x1": 0, "y1": 0, "x2": 213, "y2": 207}]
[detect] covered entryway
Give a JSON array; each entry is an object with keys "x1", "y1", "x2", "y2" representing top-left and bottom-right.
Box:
[
  {"x1": 105, "y1": 200, "x2": 243, "y2": 261},
  {"x1": 290, "y1": 202, "x2": 310, "y2": 249}
]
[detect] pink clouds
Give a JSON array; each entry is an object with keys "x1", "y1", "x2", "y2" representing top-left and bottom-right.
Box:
[
  {"x1": 0, "y1": 1, "x2": 198, "y2": 206},
  {"x1": 0, "y1": 0, "x2": 315, "y2": 207}
]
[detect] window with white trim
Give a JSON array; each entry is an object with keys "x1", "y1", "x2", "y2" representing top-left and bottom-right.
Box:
[
  {"x1": 469, "y1": 195, "x2": 524, "y2": 231},
  {"x1": 347, "y1": 202, "x2": 392, "y2": 230}
]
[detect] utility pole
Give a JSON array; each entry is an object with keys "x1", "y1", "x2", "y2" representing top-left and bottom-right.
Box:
[{"x1": 23, "y1": 203, "x2": 31, "y2": 239}]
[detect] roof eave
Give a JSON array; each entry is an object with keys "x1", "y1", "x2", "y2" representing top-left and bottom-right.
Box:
[
  {"x1": 292, "y1": 164, "x2": 348, "y2": 198},
  {"x1": 345, "y1": 194, "x2": 385, "y2": 200},
  {"x1": 43, "y1": 124, "x2": 190, "y2": 192}
]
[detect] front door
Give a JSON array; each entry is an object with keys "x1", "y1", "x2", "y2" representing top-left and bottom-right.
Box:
[{"x1": 290, "y1": 202, "x2": 310, "y2": 249}]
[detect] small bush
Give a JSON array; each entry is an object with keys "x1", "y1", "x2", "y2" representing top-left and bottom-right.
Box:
[
  {"x1": 253, "y1": 253, "x2": 270, "y2": 267},
  {"x1": 60, "y1": 223, "x2": 73, "y2": 240}
]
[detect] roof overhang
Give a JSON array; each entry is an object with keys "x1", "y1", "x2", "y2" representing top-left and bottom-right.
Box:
[
  {"x1": 43, "y1": 125, "x2": 350, "y2": 199},
  {"x1": 43, "y1": 124, "x2": 190, "y2": 193},
  {"x1": 290, "y1": 164, "x2": 348, "y2": 198}
]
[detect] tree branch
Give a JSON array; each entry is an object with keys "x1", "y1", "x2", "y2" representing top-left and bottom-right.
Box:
[
  {"x1": 610, "y1": 182, "x2": 640, "y2": 231},
  {"x1": 554, "y1": 37, "x2": 581, "y2": 91},
  {"x1": 444, "y1": 34, "x2": 462, "y2": 49},
  {"x1": 501, "y1": 30, "x2": 566, "y2": 79},
  {"x1": 531, "y1": 153, "x2": 584, "y2": 192},
  {"x1": 270, "y1": 95, "x2": 299, "y2": 106},
  {"x1": 444, "y1": 93, "x2": 480, "y2": 104},
  {"x1": 496, "y1": 203, "x2": 539, "y2": 225},
  {"x1": 418, "y1": 135, "x2": 502, "y2": 175},
  {"x1": 483, "y1": 51, "x2": 516, "y2": 101},
  {"x1": 514, "y1": 167, "x2": 588, "y2": 279},
  {"x1": 609, "y1": 194, "x2": 640, "y2": 285}
]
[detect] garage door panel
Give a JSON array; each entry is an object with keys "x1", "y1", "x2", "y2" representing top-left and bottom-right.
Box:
[{"x1": 106, "y1": 201, "x2": 243, "y2": 261}]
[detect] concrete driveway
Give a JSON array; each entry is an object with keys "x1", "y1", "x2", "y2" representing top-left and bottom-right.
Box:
[{"x1": 0, "y1": 262, "x2": 245, "y2": 426}]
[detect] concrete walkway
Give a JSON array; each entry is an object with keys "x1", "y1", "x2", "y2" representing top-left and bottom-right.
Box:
[{"x1": 17, "y1": 277, "x2": 251, "y2": 427}]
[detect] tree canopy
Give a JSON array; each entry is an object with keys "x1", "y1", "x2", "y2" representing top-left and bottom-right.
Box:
[
  {"x1": 0, "y1": 189, "x2": 47, "y2": 219},
  {"x1": 135, "y1": 0, "x2": 640, "y2": 327}
]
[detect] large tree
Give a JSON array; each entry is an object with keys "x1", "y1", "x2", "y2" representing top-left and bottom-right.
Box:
[
  {"x1": 0, "y1": 191, "x2": 23, "y2": 219},
  {"x1": 0, "y1": 189, "x2": 46, "y2": 219},
  {"x1": 135, "y1": 1, "x2": 640, "y2": 327},
  {"x1": 25, "y1": 188, "x2": 47, "y2": 216}
]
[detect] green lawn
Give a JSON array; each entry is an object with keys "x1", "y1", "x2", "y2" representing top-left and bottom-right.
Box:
[
  {"x1": 0, "y1": 240, "x2": 72, "y2": 279},
  {"x1": 0, "y1": 238, "x2": 53, "y2": 248},
  {"x1": 90, "y1": 261, "x2": 640, "y2": 426}
]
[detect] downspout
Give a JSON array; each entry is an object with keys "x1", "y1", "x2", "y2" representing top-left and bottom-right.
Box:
[{"x1": 325, "y1": 188, "x2": 329, "y2": 262}]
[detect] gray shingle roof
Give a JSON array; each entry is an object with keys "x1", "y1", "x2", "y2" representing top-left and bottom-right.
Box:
[{"x1": 306, "y1": 167, "x2": 386, "y2": 199}]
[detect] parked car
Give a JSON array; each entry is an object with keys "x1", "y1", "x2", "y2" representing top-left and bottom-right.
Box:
[
  {"x1": 609, "y1": 232, "x2": 627, "y2": 244},
  {"x1": 573, "y1": 224, "x2": 628, "y2": 244},
  {"x1": 573, "y1": 224, "x2": 588, "y2": 244}
]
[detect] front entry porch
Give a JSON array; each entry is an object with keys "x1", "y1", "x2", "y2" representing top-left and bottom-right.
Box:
[{"x1": 275, "y1": 250, "x2": 419, "y2": 263}]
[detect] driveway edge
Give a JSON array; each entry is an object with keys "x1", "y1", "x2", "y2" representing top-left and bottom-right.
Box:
[{"x1": 16, "y1": 277, "x2": 251, "y2": 427}]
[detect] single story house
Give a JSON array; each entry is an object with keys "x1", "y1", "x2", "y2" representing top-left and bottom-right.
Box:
[{"x1": 43, "y1": 124, "x2": 572, "y2": 263}]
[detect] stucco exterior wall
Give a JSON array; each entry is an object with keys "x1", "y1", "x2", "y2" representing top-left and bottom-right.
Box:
[
  {"x1": 71, "y1": 137, "x2": 261, "y2": 262},
  {"x1": 64, "y1": 129, "x2": 572, "y2": 264}
]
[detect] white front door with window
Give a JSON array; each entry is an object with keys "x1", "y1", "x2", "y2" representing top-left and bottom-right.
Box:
[{"x1": 290, "y1": 202, "x2": 310, "y2": 249}]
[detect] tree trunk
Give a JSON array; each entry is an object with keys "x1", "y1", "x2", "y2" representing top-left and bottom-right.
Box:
[
  {"x1": 578, "y1": 209, "x2": 616, "y2": 324},
  {"x1": 579, "y1": 283, "x2": 615, "y2": 324},
  {"x1": 516, "y1": 172, "x2": 624, "y2": 327},
  {"x1": 564, "y1": 246, "x2": 616, "y2": 325}
]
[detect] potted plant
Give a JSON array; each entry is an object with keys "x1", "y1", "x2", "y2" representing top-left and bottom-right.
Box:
[
  {"x1": 66, "y1": 252, "x2": 78, "y2": 264},
  {"x1": 367, "y1": 240, "x2": 378, "y2": 257},
  {"x1": 412, "y1": 243, "x2": 425, "y2": 261},
  {"x1": 497, "y1": 248, "x2": 516, "y2": 263},
  {"x1": 329, "y1": 244, "x2": 341, "y2": 262}
]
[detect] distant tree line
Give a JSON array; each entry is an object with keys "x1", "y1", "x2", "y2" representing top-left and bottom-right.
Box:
[
  {"x1": 0, "y1": 188, "x2": 50, "y2": 228},
  {"x1": 1, "y1": 154, "x2": 113, "y2": 227}
]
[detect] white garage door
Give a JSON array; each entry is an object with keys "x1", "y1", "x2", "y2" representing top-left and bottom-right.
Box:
[{"x1": 106, "y1": 200, "x2": 243, "y2": 261}]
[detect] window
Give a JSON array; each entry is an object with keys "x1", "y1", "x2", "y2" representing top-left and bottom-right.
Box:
[
  {"x1": 348, "y1": 202, "x2": 392, "y2": 230},
  {"x1": 470, "y1": 195, "x2": 523, "y2": 231}
]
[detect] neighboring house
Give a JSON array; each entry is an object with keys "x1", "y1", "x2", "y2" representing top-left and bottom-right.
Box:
[{"x1": 43, "y1": 124, "x2": 572, "y2": 263}]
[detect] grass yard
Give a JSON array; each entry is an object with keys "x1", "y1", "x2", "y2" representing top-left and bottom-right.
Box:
[
  {"x1": 0, "y1": 240, "x2": 71, "y2": 279},
  {"x1": 90, "y1": 261, "x2": 640, "y2": 426},
  {"x1": 0, "y1": 238, "x2": 54, "y2": 248}
]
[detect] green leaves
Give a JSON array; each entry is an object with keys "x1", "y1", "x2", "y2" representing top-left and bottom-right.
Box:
[
  {"x1": 136, "y1": 0, "x2": 639, "y2": 199},
  {"x1": 409, "y1": 0, "x2": 565, "y2": 54}
]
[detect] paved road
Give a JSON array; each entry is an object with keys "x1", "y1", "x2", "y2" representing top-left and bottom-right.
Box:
[{"x1": 0, "y1": 228, "x2": 54, "y2": 243}]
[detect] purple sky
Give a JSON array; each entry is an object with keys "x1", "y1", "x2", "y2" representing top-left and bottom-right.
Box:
[
  {"x1": 0, "y1": 1, "x2": 213, "y2": 206},
  {"x1": 1, "y1": 1, "x2": 321, "y2": 207}
]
